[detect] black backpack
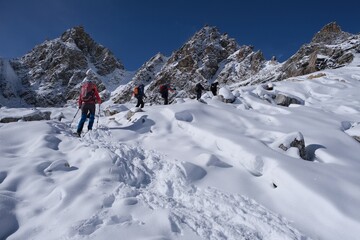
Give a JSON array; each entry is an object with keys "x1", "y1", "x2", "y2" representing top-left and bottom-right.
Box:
[{"x1": 195, "y1": 83, "x2": 202, "y2": 92}]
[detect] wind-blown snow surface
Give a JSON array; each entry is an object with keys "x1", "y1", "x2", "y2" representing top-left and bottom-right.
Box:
[{"x1": 1, "y1": 57, "x2": 360, "y2": 240}]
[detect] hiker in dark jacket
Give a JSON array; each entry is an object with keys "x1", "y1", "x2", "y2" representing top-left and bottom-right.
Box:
[
  {"x1": 210, "y1": 82, "x2": 219, "y2": 96},
  {"x1": 159, "y1": 84, "x2": 174, "y2": 105},
  {"x1": 195, "y1": 83, "x2": 205, "y2": 100},
  {"x1": 77, "y1": 69, "x2": 101, "y2": 136},
  {"x1": 134, "y1": 84, "x2": 147, "y2": 108}
]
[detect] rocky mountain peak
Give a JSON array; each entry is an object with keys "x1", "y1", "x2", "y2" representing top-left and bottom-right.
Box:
[
  {"x1": 9, "y1": 26, "x2": 125, "y2": 106},
  {"x1": 60, "y1": 26, "x2": 95, "y2": 56},
  {"x1": 311, "y1": 22, "x2": 351, "y2": 44},
  {"x1": 280, "y1": 22, "x2": 359, "y2": 80}
]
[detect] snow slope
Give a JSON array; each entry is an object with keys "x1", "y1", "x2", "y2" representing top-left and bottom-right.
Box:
[{"x1": 1, "y1": 55, "x2": 360, "y2": 240}]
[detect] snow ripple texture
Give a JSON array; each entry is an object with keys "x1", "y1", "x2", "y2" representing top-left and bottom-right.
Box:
[{"x1": 63, "y1": 125, "x2": 307, "y2": 240}]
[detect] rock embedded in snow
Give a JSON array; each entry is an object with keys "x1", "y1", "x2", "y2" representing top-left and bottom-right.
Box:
[
  {"x1": 277, "y1": 132, "x2": 307, "y2": 160},
  {"x1": 274, "y1": 93, "x2": 303, "y2": 107},
  {"x1": 218, "y1": 86, "x2": 235, "y2": 103},
  {"x1": 0, "y1": 110, "x2": 51, "y2": 123}
]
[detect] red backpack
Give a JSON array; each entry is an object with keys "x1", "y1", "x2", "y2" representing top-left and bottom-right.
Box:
[{"x1": 81, "y1": 82, "x2": 96, "y2": 102}]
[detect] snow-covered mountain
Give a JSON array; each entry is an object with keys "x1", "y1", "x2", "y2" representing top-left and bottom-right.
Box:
[
  {"x1": 1, "y1": 22, "x2": 359, "y2": 108},
  {"x1": 5, "y1": 26, "x2": 126, "y2": 107},
  {"x1": 1, "y1": 52, "x2": 360, "y2": 240},
  {"x1": 112, "y1": 22, "x2": 360, "y2": 104},
  {"x1": 114, "y1": 25, "x2": 270, "y2": 104}
]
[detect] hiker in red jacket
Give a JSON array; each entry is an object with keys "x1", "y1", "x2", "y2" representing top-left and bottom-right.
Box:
[{"x1": 76, "y1": 69, "x2": 102, "y2": 136}]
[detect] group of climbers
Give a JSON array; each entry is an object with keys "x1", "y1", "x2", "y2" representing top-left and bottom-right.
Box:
[{"x1": 75, "y1": 69, "x2": 240, "y2": 135}]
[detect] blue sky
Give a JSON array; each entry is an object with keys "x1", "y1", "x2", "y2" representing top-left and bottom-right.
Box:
[{"x1": 0, "y1": 0, "x2": 359, "y2": 71}]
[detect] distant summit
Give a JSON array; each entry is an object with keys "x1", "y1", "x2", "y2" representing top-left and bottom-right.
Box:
[
  {"x1": 60, "y1": 26, "x2": 124, "y2": 75},
  {"x1": 280, "y1": 22, "x2": 359, "y2": 79},
  {"x1": 9, "y1": 26, "x2": 125, "y2": 106},
  {"x1": 311, "y1": 22, "x2": 351, "y2": 45}
]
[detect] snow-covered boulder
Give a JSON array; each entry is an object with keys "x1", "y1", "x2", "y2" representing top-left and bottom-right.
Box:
[
  {"x1": 344, "y1": 122, "x2": 360, "y2": 143},
  {"x1": 274, "y1": 132, "x2": 307, "y2": 160},
  {"x1": 218, "y1": 86, "x2": 235, "y2": 103}
]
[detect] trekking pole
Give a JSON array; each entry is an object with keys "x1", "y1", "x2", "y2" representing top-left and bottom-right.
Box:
[
  {"x1": 69, "y1": 108, "x2": 80, "y2": 127},
  {"x1": 96, "y1": 104, "x2": 101, "y2": 129}
]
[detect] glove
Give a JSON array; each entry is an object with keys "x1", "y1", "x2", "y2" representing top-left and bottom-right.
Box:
[{"x1": 78, "y1": 105, "x2": 81, "y2": 109}]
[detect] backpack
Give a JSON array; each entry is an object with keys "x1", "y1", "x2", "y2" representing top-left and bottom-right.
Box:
[
  {"x1": 159, "y1": 85, "x2": 167, "y2": 94},
  {"x1": 195, "y1": 83, "x2": 202, "y2": 92},
  {"x1": 133, "y1": 86, "x2": 139, "y2": 97},
  {"x1": 81, "y1": 82, "x2": 96, "y2": 102},
  {"x1": 134, "y1": 84, "x2": 144, "y2": 97},
  {"x1": 210, "y1": 83, "x2": 217, "y2": 90}
]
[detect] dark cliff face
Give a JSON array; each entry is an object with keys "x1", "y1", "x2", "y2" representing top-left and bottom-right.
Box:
[{"x1": 9, "y1": 26, "x2": 124, "y2": 107}]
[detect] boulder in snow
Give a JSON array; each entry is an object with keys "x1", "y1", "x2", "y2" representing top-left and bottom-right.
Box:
[
  {"x1": 344, "y1": 122, "x2": 360, "y2": 143},
  {"x1": 218, "y1": 87, "x2": 235, "y2": 103},
  {"x1": 276, "y1": 132, "x2": 307, "y2": 160},
  {"x1": 274, "y1": 93, "x2": 303, "y2": 107}
]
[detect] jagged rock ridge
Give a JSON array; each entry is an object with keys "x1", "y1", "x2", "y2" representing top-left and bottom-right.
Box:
[
  {"x1": 1, "y1": 22, "x2": 359, "y2": 107},
  {"x1": 9, "y1": 26, "x2": 125, "y2": 107},
  {"x1": 113, "y1": 26, "x2": 273, "y2": 104},
  {"x1": 280, "y1": 22, "x2": 359, "y2": 79}
]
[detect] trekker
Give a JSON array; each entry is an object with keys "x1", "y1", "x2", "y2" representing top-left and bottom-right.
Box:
[
  {"x1": 76, "y1": 69, "x2": 102, "y2": 136},
  {"x1": 159, "y1": 84, "x2": 175, "y2": 105},
  {"x1": 134, "y1": 83, "x2": 147, "y2": 108},
  {"x1": 210, "y1": 82, "x2": 219, "y2": 96},
  {"x1": 195, "y1": 83, "x2": 205, "y2": 100}
]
